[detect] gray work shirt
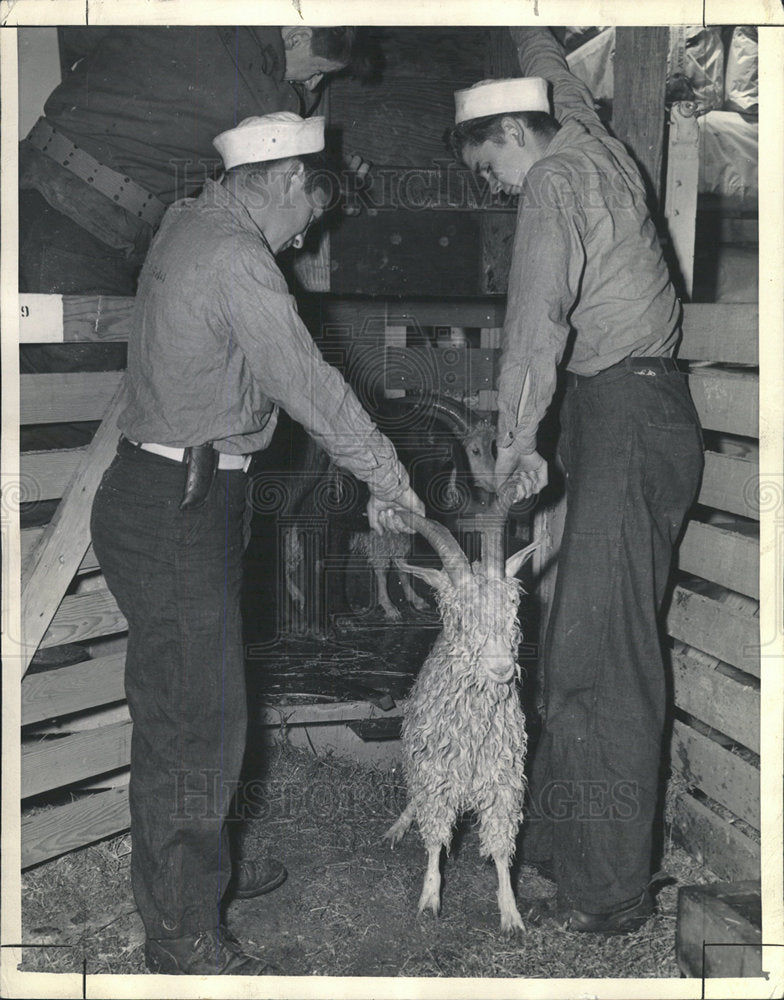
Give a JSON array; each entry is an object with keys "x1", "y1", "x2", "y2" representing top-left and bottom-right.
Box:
[
  {"x1": 119, "y1": 180, "x2": 411, "y2": 504},
  {"x1": 498, "y1": 29, "x2": 681, "y2": 455}
]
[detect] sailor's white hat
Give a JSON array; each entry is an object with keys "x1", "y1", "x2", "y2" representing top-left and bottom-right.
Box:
[
  {"x1": 213, "y1": 112, "x2": 325, "y2": 169},
  {"x1": 454, "y1": 77, "x2": 550, "y2": 124}
]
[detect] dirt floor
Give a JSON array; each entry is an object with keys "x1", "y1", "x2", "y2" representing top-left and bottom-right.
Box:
[{"x1": 19, "y1": 737, "x2": 717, "y2": 982}]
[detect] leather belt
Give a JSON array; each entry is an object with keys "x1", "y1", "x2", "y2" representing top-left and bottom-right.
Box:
[
  {"x1": 27, "y1": 118, "x2": 167, "y2": 228},
  {"x1": 126, "y1": 439, "x2": 249, "y2": 472},
  {"x1": 566, "y1": 355, "x2": 678, "y2": 388}
]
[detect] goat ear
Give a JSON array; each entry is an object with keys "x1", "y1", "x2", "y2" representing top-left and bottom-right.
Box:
[
  {"x1": 505, "y1": 539, "x2": 540, "y2": 579},
  {"x1": 394, "y1": 559, "x2": 445, "y2": 592}
]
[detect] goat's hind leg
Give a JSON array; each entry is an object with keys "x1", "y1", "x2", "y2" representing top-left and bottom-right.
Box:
[{"x1": 418, "y1": 843, "x2": 442, "y2": 917}]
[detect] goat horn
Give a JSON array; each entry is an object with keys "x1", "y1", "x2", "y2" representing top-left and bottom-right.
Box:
[
  {"x1": 419, "y1": 394, "x2": 476, "y2": 437},
  {"x1": 396, "y1": 511, "x2": 471, "y2": 579}
]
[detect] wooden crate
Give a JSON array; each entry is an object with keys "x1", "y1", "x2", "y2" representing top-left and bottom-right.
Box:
[{"x1": 676, "y1": 880, "x2": 762, "y2": 978}]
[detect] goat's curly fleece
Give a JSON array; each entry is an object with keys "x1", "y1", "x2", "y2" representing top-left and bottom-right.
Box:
[{"x1": 400, "y1": 572, "x2": 527, "y2": 861}]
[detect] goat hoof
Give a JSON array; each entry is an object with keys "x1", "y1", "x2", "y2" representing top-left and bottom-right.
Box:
[{"x1": 499, "y1": 911, "x2": 526, "y2": 935}]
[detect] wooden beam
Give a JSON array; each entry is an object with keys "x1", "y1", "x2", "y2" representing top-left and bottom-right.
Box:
[
  {"x1": 22, "y1": 528, "x2": 100, "y2": 576},
  {"x1": 671, "y1": 719, "x2": 759, "y2": 829},
  {"x1": 688, "y1": 368, "x2": 758, "y2": 438},
  {"x1": 671, "y1": 793, "x2": 761, "y2": 883},
  {"x1": 26, "y1": 295, "x2": 754, "y2": 368},
  {"x1": 19, "y1": 294, "x2": 134, "y2": 343},
  {"x1": 664, "y1": 101, "x2": 700, "y2": 297},
  {"x1": 698, "y1": 451, "x2": 758, "y2": 519},
  {"x1": 21, "y1": 787, "x2": 130, "y2": 869},
  {"x1": 612, "y1": 27, "x2": 669, "y2": 206},
  {"x1": 20, "y1": 381, "x2": 126, "y2": 673},
  {"x1": 20, "y1": 372, "x2": 123, "y2": 424},
  {"x1": 667, "y1": 585, "x2": 759, "y2": 678},
  {"x1": 22, "y1": 650, "x2": 126, "y2": 726},
  {"x1": 672, "y1": 649, "x2": 760, "y2": 753},
  {"x1": 22, "y1": 720, "x2": 133, "y2": 798},
  {"x1": 39, "y1": 586, "x2": 127, "y2": 649}
]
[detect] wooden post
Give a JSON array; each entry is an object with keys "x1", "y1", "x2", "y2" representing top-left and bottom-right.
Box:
[
  {"x1": 612, "y1": 27, "x2": 670, "y2": 207},
  {"x1": 664, "y1": 101, "x2": 700, "y2": 298}
]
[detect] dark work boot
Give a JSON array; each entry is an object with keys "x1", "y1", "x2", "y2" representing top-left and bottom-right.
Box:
[
  {"x1": 144, "y1": 926, "x2": 270, "y2": 974},
  {"x1": 229, "y1": 857, "x2": 288, "y2": 900}
]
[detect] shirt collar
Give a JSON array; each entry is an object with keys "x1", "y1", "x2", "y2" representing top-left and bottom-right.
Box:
[{"x1": 197, "y1": 179, "x2": 274, "y2": 252}]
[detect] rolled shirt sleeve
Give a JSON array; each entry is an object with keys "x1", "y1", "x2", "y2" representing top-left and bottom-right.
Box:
[
  {"x1": 497, "y1": 170, "x2": 585, "y2": 456},
  {"x1": 220, "y1": 248, "x2": 411, "y2": 504}
]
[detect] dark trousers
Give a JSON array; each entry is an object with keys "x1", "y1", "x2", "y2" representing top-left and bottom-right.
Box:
[
  {"x1": 90, "y1": 439, "x2": 248, "y2": 939},
  {"x1": 525, "y1": 363, "x2": 703, "y2": 912}
]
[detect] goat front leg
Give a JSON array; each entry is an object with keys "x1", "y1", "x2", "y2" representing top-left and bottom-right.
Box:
[
  {"x1": 384, "y1": 801, "x2": 415, "y2": 846},
  {"x1": 418, "y1": 844, "x2": 442, "y2": 917},
  {"x1": 494, "y1": 855, "x2": 525, "y2": 933}
]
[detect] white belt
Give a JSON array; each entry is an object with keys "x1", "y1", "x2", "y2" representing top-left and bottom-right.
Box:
[{"x1": 130, "y1": 440, "x2": 250, "y2": 472}]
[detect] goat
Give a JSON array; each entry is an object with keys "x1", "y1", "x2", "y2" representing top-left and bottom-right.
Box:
[{"x1": 384, "y1": 501, "x2": 540, "y2": 932}]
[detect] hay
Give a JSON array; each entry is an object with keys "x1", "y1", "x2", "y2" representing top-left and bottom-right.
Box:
[{"x1": 19, "y1": 742, "x2": 716, "y2": 979}]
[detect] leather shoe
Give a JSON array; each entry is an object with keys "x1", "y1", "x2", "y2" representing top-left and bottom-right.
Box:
[
  {"x1": 525, "y1": 889, "x2": 654, "y2": 936},
  {"x1": 230, "y1": 857, "x2": 288, "y2": 899},
  {"x1": 145, "y1": 926, "x2": 269, "y2": 974}
]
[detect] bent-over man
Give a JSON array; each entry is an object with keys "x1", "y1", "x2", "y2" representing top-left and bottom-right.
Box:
[
  {"x1": 90, "y1": 112, "x2": 423, "y2": 975},
  {"x1": 447, "y1": 28, "x2": 703, "y2": 934}
]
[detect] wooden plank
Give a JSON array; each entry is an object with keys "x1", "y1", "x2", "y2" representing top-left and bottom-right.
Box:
[
  {"x1": 20, "y1": 372, "x2": 123, "y2": 425},
  {"x1": 671, "y1": 719, "x2": 759, "y2": 829},
  {"x1": 672, "y1": 649, "x2": 760, "y2": 753},
  {"x1": 679, "y1": 304, "x2": 758, "y2": 365},
  {"x1": 22, "y1": 720, "x2": 133, "y2": 798},
  {"x1": 21, "y1": 651, "x2": 126, "y2": 726},
  {"x1": 667, "y1": 585, "x2": 759, "y2": 678},
  {"x1": 664, "y1": 101, "x2": 700, "y2": 297},
  {"x1": 62, "y1": 295, "x2": 134, "y2": 342},
  {"x1": 258, "y1": 700, "x2": 401, "y2": 727},
  {"x1": 20, "y1": 448, "x2": 85, "y2": 501},
  {"x1": 687, "y1": 368, "x2": 758, "y2": 438},
  {"x1": 21, "y1": 528, "x2": 100, "y2": 575},
  {"x1": 671, "y1": 793, "x2": 760, "y2": 883},
  {"x1": 21, "y1": 787, "x2": 130, "y2": 869},
  {"x1": 18, "y1": 294, "x2": 135, "y2": 343},
  {"x1": 25, "y1": 294, "x2": 759, "y2": 365},
  {"x1": 39, "y1": 587, "x2": 127, "y2": 649},
  {"x1": 322, "y1": 297, "x2": 506, "y2": 334},
  {"x1": 678, "y1": 521, "x2": 759, "y2": 599},
  {"x1": 698, "y1": 451, "x2": 758, "y2": 519},
  {"x1": 21, "y1": 381, "x2": 126, "y2": 673},
  {"x1": 676, "y1": 881, "x2": 762, "y2": 979},
  {"x1": 612, "y1": 27, "x2": 669, "y2": 203}
]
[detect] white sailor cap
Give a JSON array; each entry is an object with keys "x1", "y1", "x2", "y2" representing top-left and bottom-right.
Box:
[
  {"x1": 454, "y1": 77, "x2": 550, "y2": 124},
  {"x1": 213, "y1": 112, "x2": 325, "y2": 169}
]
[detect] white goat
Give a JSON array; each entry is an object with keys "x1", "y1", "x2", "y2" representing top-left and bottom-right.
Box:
[{"x1": 384, "y1": 509, "x2": 539, "y2": 932}]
